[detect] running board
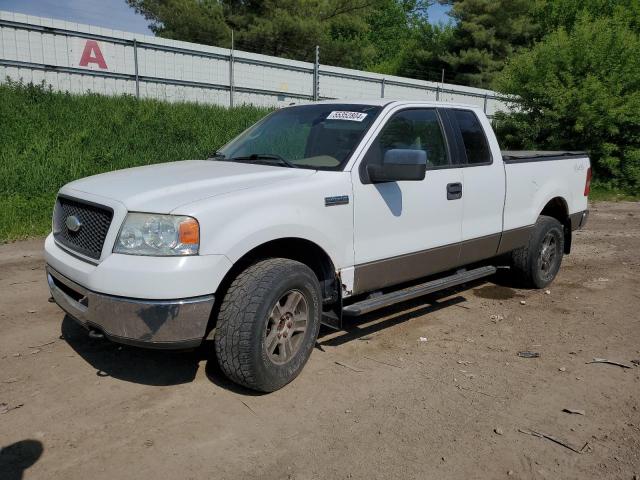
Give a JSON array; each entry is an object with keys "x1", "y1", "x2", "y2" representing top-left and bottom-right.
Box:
[{"x1": 342, "y1": 266, "x2": 497, "y2": 317}]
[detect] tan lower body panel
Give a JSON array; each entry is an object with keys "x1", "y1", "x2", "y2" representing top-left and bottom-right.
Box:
[{"x1": 353, "y1": 226, "x2": 534, "y2": 295}]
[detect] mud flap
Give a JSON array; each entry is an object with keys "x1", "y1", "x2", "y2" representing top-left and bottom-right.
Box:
[{"x1": 321, "y1": 307, "x2": 342, "y2": 330}]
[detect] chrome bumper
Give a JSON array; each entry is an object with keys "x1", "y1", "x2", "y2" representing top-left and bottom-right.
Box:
[{"x1": 46, "y1": 266, "x2": 214, "y2": 349}]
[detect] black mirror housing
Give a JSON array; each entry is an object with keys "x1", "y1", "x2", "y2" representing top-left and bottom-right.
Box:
[{"x1": 365, "y1": 149, "x2": 427, "y2": 183}]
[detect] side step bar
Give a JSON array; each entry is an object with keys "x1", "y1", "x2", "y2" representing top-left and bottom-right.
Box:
[{"x1": 342, "y1": 266, "x2": 497, "y2": 317}]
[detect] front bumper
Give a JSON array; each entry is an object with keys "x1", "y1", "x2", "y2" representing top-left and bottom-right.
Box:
[{"x1": 47, "y1": 266, "x2": 214, "y2": 349}]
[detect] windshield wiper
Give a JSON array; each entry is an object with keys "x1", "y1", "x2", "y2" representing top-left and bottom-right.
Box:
[
  {"x1": 229, "y1": 153, "x2": 298, "y2": 168},
  {"x1": 208, "y1": 151, "x2": 226, "y2": 160}
]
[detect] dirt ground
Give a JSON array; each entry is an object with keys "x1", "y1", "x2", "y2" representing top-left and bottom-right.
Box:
[{"x1": 1, "y1": 201, "x2": 639, "y2": 480}]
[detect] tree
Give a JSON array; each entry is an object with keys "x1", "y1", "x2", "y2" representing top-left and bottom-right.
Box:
[
  {"x1": 365, "y1": 0, "x2": 434, "y2": 74},
  {"x1": 439, "y1": 0, "x2": 539, "y2": 88},
  {"x1": 127, "y1": 0, "x2": 231, "y2": 47},
  {"x1": 127, "y1": 0, "x2": 403, "y2": 70},
  {"x1": 534, "y1": 0, "x2": 640, "y2": 34},
  {"x1": 393, "y1": 21, "x2": 454, "y2": 82},
  {"x1": 229, "y1": 0, "x2": 380, "y2": 69},
  {"x1": 495, "y1": 8, "x2": 640, "y2": 192}
]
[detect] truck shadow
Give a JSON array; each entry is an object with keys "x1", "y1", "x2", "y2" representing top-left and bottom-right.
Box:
[
  {"x1": 62, "y1": 316, "x2": 266, "y2": 395},
  {"x1": 61, "y1": 276, "x2": 502, "y2": 393},
  {"x1": 317, "y1": 278, "x2": 488, "y2": 348},
  {"x1": 61, "y1": 316, "x2": 205, "y2": 387},
  {"x1": 317, "y1": 295, "x2": 467, "y2": 347}
]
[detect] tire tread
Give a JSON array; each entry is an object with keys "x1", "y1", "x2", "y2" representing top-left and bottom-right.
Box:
[
  {"x1": 215, "y1": 258, "x2": 316, "y2": 391},
  {"x1": 511, "y1": 215, "x2": 564, "y2": 288}
]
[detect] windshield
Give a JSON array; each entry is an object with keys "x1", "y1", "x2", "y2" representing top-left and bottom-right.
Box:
[{"x1": 216, "y1": 103, "x2": 382, "y2": 170}]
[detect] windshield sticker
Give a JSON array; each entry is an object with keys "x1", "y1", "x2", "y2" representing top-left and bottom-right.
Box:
[{"x1": 326, "y1": 111, "x2": 368, "y2": 122}]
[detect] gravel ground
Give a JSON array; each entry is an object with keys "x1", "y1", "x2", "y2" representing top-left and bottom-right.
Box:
[{"x1": 1, "y1": 201, "x2": 639, "y2": 480}]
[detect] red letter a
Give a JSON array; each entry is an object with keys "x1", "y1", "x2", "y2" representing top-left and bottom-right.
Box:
[{"x1": 79, "y1": 40, "x2": 108, "y2": 69}]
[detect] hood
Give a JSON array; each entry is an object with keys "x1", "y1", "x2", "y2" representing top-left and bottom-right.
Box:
[{"x1": 63, "y1": 160, "x2": 315, "y2": 213}]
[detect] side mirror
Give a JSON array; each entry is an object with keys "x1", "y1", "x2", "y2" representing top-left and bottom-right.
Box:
[{"x1": 366, "y1": 149, "x2": 427, "y2": 183}]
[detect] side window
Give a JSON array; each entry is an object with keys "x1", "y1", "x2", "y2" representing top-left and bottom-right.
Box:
[
  {"x1": 364, "y1": 109, "x2": 449, "y2": 169},
  {"x1": 452, "y1": 109, "x2": 491, "y2": 165}
]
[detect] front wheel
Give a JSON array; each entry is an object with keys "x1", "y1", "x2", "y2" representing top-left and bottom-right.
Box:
[
  {"x1": 214, "y1": 258, "x2": 322, "y2": 392},
  {"x1": 511, "y1": 215, "x2": 565, "y2": 288}
]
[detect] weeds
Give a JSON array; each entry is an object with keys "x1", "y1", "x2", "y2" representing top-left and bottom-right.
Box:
[{"x1": 0, "y1": 81, "x2": 269, "y2": 241}]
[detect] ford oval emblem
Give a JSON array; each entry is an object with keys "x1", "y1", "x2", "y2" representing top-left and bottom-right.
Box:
[{"x1": 65, "y1": 215, "x2": 82, "y2": 232}]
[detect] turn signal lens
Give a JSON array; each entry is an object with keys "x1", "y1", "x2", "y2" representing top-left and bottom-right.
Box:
[
  {"x1": 584, "y1": 166, "x2": 592, "y2": 196},
  {"x1": 179, "y1": 218, "x2": 199, "y2": 245}
]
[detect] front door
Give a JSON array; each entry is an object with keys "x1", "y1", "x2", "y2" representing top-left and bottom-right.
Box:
[{"x1": 351, "y1": 107, "x2": 464, "y2": 294}]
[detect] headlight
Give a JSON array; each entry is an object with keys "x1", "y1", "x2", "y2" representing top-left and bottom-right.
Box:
[{"x1": 114, "y1": 213, "x2": 199, "y2": 256}]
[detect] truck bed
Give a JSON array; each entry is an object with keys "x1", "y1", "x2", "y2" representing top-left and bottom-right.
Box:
[
  {"x1": 502, "y1": 151, "x2": 588, "y2": 164},
  {"x1": 501, "y1": 149, "x2": 590, "y2": 235}
]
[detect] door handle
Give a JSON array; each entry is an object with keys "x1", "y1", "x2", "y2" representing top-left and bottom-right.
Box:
[{"x1": 447, "y1": 182, "x2": 463, "y2": 200}]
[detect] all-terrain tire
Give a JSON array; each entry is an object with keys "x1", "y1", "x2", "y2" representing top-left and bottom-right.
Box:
[
  {"x1": 511, "y1": 215, "x2": 565, "y2": 289},
  {"x1": 214, "y1": 258, "x2": 322, "y2": 392}
]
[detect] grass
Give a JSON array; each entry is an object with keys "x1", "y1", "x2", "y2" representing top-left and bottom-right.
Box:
[
  {"x1": 589, "y1": 185, "x2": 640, "y2": 202},
  {"x1": 0, "y1": 81, "x2": 270, "y2": 242}
]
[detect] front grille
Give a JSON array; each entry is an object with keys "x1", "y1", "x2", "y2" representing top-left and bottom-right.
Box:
[{"x1": 53, "y1": 196, "x2": 113, "y2": 260}]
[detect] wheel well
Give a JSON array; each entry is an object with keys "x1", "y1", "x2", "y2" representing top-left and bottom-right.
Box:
[
  {"x1": 216, "y1": 238, "x2": 339, "y2": 306},
  {"x1": 540, "y1": 197, "x2": 572, "y2": 253}
]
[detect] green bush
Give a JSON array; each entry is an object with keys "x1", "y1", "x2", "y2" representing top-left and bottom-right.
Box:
[
  {"x1": 0, "y1": 81, "x2": 270, "y2": 241},
  {"x1": 495, "y1": 10, "x2": 640, "y2": 194}
]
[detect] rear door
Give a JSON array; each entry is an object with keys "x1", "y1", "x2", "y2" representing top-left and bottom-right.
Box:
[
  {"x1": 351, "y1": 107, "x2": 464, "y2": 294},
  {"x1": 442, "y1": 108, "x2": 506, "y2": 264}
]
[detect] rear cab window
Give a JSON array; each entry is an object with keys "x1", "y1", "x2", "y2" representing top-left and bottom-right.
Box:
[{"x1": 451, "y1": 109, "x2": 492, "y2": 165}]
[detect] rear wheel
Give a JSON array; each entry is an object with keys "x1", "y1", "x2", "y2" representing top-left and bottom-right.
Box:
[
  {"x1": 511, "y1": 215, "x2": 564, "y2": 288},
  {"x1": 214, "y1": 258, "x2": 321, "y2": 392}
]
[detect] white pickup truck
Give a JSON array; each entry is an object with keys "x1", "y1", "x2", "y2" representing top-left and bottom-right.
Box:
[{"x1": 45, "y1": 100, "x2": 591, "y2": 391}]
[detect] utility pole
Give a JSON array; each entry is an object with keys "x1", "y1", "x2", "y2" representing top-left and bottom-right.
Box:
[
  {"x1": 313, "y1": 45, "x2": 320, "y2": 101},
  {"x1": 133, "y1": 38, "x2": 140, "y2": 98},
  {"x1": 229, "y1": 29, "x2": 235, "y2": 108}
]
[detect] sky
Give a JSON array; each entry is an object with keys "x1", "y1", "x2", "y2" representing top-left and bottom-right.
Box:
[
  {"x1": 0, "y1": 0, "x2": 452, "y2": 35},
  {"x1": 427, "y1": 2, "x2": 452, "y2": 25},
  {"x1": 0, "y1": 0, "x2": 154, "y2": 34}
]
